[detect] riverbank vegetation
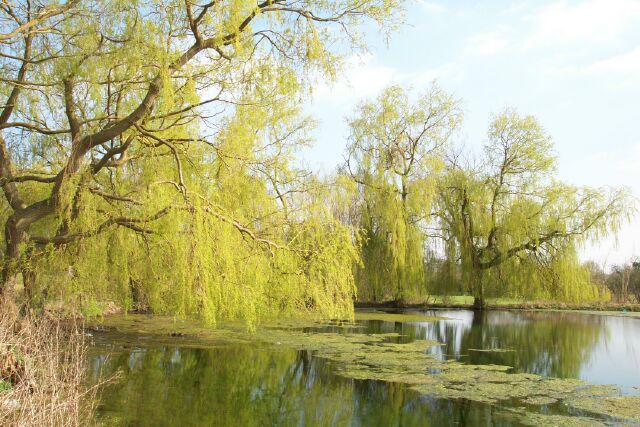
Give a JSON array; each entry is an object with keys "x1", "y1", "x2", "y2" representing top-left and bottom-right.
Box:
[
  {"x1": 1, "y1": 1, "x2": 637, "y2": 426},
  {"x1": 0, "y1": 303, "x2": 95, "y2": 425},
  {"x1": 0, "y1": 1, "x2": 635, "y2": 323}
]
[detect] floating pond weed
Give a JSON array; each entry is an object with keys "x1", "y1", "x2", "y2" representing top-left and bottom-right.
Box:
[{"x1": 90, "y1": 313, "x2": 640, "y2": 424}]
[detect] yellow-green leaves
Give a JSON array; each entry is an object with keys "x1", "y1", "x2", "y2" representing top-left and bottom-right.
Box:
[
  {"x1": 486, "y1": 109, "x2": 555, "y2": 185},
  {"x1": 346, "y1": 84, "x2": 461, "y2": 302},
  {"x1": 0, "y1": 0, "x2": 405, "y2": 319},
  {"x1": 435, "y1": 110, "x2": 634, "y2": 304}
]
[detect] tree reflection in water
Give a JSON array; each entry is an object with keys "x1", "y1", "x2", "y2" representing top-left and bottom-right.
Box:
[
  {"x1": 88, "y1": 310, "x2": 640, "y2": 426},
  {"x1": 89, "y1": 343, "x2": 517, "y2": 426},
  {"x1": 421, "y1": 310, "x2": 606, "y2": 379}
]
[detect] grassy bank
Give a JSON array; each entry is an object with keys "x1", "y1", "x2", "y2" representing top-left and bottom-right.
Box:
[{"x1": 355, "y1": 295, "x2": 640, "y2": 315}]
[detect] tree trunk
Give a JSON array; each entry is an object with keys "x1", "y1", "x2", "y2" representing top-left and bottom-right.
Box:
[
  {"x1": 21, "y1": 253, "x2": 38, "y2": 309},
  {"x1": 473, "y1": 295, "x2": 486, "y2": 310},
  {"x1": 396, "y1": 177, "x2": 409, "y2": 305},
  {"x1": 1, "y1": 215, "x2": 25, "y2": 299},
  {"x1": 471, "y1": 269, "x2": 486, "y2": 310},
  {"x1": 1, "y1": 214, "x2": 36, "y2": 309}
]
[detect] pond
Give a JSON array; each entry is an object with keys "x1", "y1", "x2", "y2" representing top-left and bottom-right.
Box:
[{"x1": 86, "y1": 309, "x2": 640, "y2": 426}]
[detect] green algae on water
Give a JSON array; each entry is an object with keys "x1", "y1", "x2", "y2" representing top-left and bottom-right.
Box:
[
  {"x1": 354, "y1": 311, "x2": 444, "y2": 323},
  {"x1": 88, "y1": 314, "x2": 639, "y2": 425},
  {"x1": 500, "y1": 409, "x2": 606, "y2": 427},
  {"x1": 253, "y1": 321, "x2": 637, "y2": 424},
  {"x1": 566, "y1": 396, "x2": 640, "y2": 422},
  {"x1": 254, "y1": 324, "x2": 621, "y2": 415},
  {"x1": 521, "y1": 396, "x2": 558, "y2": 406},
  {"x1": 87, "y1": 315, "x2": 251, "y2": 347}
]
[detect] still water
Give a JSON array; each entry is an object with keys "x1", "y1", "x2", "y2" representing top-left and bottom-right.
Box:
[{"x1": 87, "y1": 310, "x2": 640, "y2": 426}]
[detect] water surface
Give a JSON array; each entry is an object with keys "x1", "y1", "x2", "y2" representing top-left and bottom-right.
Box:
[
  {"x1": 383, "y1": 310, "x2": 640, "y2": 395},
  {"x1": 87, "y1": 309, "x2": 640, "y2": 426}
]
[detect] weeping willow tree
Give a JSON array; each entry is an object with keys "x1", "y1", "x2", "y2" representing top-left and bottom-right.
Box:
[
  {"x1": 435, "y1": 110, "x2": 633, "y2": 309},
  {"x1": 345, "y1": 84, "x2": 462, "y2": 303},
  {"x1": 0, "y1": 0, "x2": 404, "y2": 324}
]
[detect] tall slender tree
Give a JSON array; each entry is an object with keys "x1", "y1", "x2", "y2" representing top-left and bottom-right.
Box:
[{"x1": 345, "y1": 84, "x2": 462, "y2": 302}]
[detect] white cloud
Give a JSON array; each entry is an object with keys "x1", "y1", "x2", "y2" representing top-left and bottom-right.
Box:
[
  {"x1": 312, "y1": 55, "x2": 461, "y2": 106},
  {"x1": 408, "y1": 63, "x2": 463, "y2": 87},
  {"x1": 586, "y1": 47, "x2": 640, "y2": 76},
  {"x1": 571, "y1": 143, "x2": 640, "y2": 264},
  {"x1": 543, "y1": 47, "x2": 640, "y2": 83},
  {"x1": 312, "y1": 54, "x2": 398, "y2": 104},
  {"x1": 563, "y1": 143, "x2": 640, "y2": 194},
  {"x1": 464, "y1": 32, "x2": 509, "y2": 56},
  {"x1": 582, "y1": 221, "x2": 640, "y2": 267},
  {"x1": 416, "y1": 0, "x2": 446, "y2": 15},
  {"x1": 527, "y1": 0, "x2": 640, "y2": 47}
]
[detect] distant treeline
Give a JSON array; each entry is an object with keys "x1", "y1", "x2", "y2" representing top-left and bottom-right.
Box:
[{"x1": 586, "y1": 260, "x2": 640, "y2": 304}]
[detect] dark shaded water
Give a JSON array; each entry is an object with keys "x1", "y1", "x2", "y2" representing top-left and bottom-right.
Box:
[{"x1": 87, "y1": 310, "x2": 640, "y2": 426}]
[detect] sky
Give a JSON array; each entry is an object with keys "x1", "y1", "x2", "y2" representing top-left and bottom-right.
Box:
[{"x1": 301, "y1": 0, "x2": 640, "y2": 268}]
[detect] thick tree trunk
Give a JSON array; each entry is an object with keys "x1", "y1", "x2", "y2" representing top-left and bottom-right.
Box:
[
  {"x1": 471, "y1": 309, "x2": 487, "y2": 326},
  {"x1": 473, "y1": 296, "x2": 486, "y2": 310},
  {"x1": 1, "y1": 214, "x2": 36, "y2": 308}
]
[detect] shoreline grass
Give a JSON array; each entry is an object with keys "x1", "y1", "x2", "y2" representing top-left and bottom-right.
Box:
[{"x1": 0, "y1": 303, "x2": 98, "y2": 426}]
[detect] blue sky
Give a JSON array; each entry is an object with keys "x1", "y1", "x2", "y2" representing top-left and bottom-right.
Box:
[{"x1": 301, "y1": 0, "x2": 640, "y2": 267}]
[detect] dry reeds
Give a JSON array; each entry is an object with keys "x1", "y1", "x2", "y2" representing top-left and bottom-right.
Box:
[{"x1": 0, "y1": 303, "x2": 97, "y2": 426}]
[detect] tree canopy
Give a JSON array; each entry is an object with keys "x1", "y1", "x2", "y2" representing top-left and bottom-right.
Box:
[
  {"x1": 0, "y1": 2, "x2": 633, "y2": 322},
  {"x1": 0, "y1": 0, "x2": 403, "y2": 325},
  {"x1": 345, "y1": 84, "x2": 462, "y2": 302},
  {"x1": 435, "y1": 110, "x2": 631, "y2": 307}
]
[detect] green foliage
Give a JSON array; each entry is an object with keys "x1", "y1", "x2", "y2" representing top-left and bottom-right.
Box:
[
  {"x1": 0, "y1": 0, "x2": 404, "y2": 326},
  {"x1": 0, "y1": 0, "x2": 633, "y2": 321},
  {"x1": 32, "y1": 87, "x2": 360, "y2": 329},
  {"x1": 435, "y1": 110, "x2": 633, "y2": 304},
  {"x1": 345, "y1": 84, "x2": 462, "y2": 302}
]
